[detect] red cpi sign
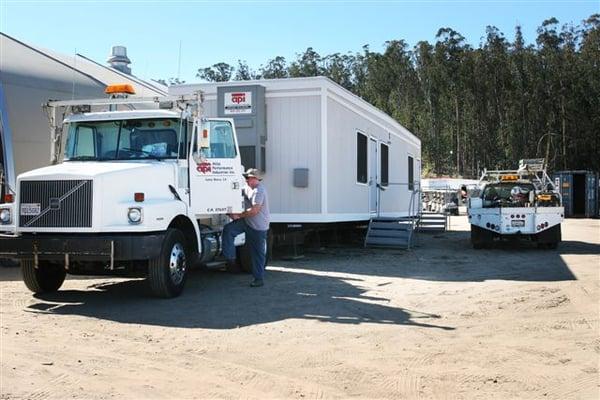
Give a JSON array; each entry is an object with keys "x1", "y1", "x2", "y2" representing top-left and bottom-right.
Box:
[
  {"x1": 197, "y1": 162, "x2": 212, "y2": 174},
  {"x1": 231, "y1": 92, "x2": 246, "y2": 104}
]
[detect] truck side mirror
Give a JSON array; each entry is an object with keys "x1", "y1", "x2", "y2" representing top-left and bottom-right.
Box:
[
  {"x1": 191, "y1": 119, "x2": 211, "y2": 164},
  {"x1": 198, "y1": 121, "x2": 210, "y2": 151}
]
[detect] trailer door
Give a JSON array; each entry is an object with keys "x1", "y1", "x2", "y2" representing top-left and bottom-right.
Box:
[
  {"x1": 369, "y1": 138, "x2": 378, "y2": 213},
  {"x1": 586, "y1": 172, "x2": 597, "y2": 218},
  {"x1": 557, "y1": 173, "x2": 574, "y2": 217},
  {"x1": 188, "y1": 119, "x2": 244, "y2": 215}
]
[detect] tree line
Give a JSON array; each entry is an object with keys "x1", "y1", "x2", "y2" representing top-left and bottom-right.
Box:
[{"x1": 159, "y1": 15, "x2": 599, "y2": 177}]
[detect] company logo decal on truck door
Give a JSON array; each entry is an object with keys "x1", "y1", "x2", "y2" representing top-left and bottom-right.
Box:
[{"x1": 197, "y1": 162, "x2": 212, "y2": 174}]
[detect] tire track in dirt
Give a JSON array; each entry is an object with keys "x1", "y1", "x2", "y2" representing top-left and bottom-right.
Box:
[
  {"x1": 106, "y1": 334, "x2": 346, "y2": 399},
  {"x1": 384, "y1": 353, "x2": 442, "y2": 399},
  {"x1": 25, "y1": 371, "x2": 81, "y2": 400},
  {"x1": 541, "y1": 372, "x2": 599, "y2": 399}
]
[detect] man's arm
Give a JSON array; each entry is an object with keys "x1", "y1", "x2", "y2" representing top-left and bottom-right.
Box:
[
  {"x1": 229, "y1": 204, "x2": 262, "y2": 220},
  {"x1": 240, "y1": 204, "x2": 262, "y2": 219}
]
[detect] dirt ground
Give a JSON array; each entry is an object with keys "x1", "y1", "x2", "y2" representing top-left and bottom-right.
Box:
[{"x1": 1, "y1": 216, "x2": 598, "y2": 399}]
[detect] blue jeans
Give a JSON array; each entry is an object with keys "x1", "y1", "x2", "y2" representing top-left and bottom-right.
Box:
[{"x1": 222, "y1": 219, "x2": 268, "y2": 280}]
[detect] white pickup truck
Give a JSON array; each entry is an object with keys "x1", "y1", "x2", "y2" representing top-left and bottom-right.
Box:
[
  {"x1": 0, "y1": 85, "x2": 246, "y2": 297},
  {"x1": 467, "y1": 159, "x2": 564, "y2": 249}
]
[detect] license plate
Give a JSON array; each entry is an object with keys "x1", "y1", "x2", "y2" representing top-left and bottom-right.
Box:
[
  {"x1": 20, "y1": 203, "x2": 41, "y2": 216},
  {"x1": 511, "y1": 220, "x2": 525, "y2": 227}
]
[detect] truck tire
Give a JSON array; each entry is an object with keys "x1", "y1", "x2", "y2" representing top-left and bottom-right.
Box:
[
  {"x1": 536, "y1": 224, "x2": 561, "y2": 250},
  {"x1": 147, "y1": 229, "x2": 188, "y2": 298},
  {"x1": 237, "y1": 243, "x2": 252, "y2": 274},
  {"x1": 471, "y1": 225, "x2": 492, "y2": 249},
  {"x1": 21, "y1": 259, "x2": 66, "y2": 293},
  {"x1": 237, "y1": 231, "x2": 273, "y2": 274}
]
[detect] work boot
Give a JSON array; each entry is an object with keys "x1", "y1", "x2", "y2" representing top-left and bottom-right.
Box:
[
  {"x1": 249, "y1": 279, "x2": 264, "y2": 287},
  {"x1": 226, "y1": 260, "x2": 242, "y2": 273}
]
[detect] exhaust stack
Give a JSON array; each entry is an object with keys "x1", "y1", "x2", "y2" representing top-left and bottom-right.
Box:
[{"x1": 107, "y1": 45, "x2": 131, "y2": 74}]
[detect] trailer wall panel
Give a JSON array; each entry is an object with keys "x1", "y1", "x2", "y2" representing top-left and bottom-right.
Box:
[
  {"x1": 265, "y1": 96, "x2": 321, "y2": 215},
  {"x1": 326, "y1": 96, "x2": 420, "y2": 217}
]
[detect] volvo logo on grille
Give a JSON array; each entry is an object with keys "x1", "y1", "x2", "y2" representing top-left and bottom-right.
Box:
[{"x1": 49, "y1": 198, "x2": 61, "y2": 210}]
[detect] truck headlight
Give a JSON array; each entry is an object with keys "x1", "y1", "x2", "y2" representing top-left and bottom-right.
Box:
[
  {"x1": 0, "y1": 208, "x2": 11, "y2": 224},
  {"x1": 127, "y1": 207, "x2": 142, "y2": 224}
]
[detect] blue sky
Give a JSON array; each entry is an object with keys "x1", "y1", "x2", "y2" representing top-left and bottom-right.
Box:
[{"x1": 1, "y1": 1, "x2": 598, "y2": 84}]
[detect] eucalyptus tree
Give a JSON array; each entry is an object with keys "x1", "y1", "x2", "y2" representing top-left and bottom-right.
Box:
[
  {"x1": 260, "y1": 56, "x2": 289, "y2": 79},
  {"x1": 196, "y1": 62, "x2": 234, "y2": 82}
]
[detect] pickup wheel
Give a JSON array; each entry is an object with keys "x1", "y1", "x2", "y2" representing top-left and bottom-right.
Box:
[
  {"x1": 471, "y1": 225, "x2": 492, "y2": 249},
  {"x1": 21, "y1": 259, "x2": 66, "y2": 293},
  {"x1": 536, "y1": 224, "x2": 561, "y2": 250},
  {"x1": 147, "y1": 229, "x2": 188, "y2": 298}
]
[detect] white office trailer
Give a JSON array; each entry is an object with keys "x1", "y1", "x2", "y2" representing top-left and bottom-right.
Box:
[{"x1": 170, "y1": 77, "x2": 422, "y2": 228}]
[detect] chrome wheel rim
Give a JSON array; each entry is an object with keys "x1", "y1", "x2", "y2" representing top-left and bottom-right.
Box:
[{"x1": 169, "y1": 242, "x2": 186, "y2": 285}]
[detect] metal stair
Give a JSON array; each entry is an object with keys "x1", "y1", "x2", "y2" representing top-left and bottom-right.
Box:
[
  {"x1": 417, "y1": 212, "x2": 447, "y2": 232},
  {"x1": 364, "y1": 217, "x2": 416, "y2": 249},
  {"x1": 364, "y1": 187, "x2": 422, "y2": 249}
]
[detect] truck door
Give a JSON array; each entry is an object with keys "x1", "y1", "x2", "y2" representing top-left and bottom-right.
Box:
[{"x1": 188, "y1": 118, "x2": 244, "y2": 215}]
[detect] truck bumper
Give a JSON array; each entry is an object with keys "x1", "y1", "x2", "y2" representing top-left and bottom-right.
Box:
[{"x1": 0, "y1": 232, "x2": 165, "y2": 261}]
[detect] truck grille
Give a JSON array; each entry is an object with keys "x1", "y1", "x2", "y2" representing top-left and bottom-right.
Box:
[{"x1": 19, "y1": 180, "x2": 93, "y2": 228}]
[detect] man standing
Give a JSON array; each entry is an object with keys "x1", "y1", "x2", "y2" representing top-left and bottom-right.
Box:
[{"x1": 222, "y1": 168, "x2": 270, "y2": 287}]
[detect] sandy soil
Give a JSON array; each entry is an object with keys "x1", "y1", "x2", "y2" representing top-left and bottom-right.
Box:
[{"x1": 1, "y1": 217, "x2": 598, "y2": 399}]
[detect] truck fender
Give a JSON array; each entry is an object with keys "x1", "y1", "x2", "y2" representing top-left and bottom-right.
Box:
[{"x1": 167, "y1": 215, "x2": 201, "y2": 256}]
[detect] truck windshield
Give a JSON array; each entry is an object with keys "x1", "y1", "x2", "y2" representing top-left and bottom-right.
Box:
[{"x1": 64, "y1": 118, "x2": 184, "y2": 161}]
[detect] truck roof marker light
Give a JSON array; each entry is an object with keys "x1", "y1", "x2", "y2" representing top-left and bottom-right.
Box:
[
  {"x1": 105, "y1": 84, "x2": 136, "y2": 95},
  {"x1": 134, "y1": 192, "x2": 145, "y2": 202},
  {"x1": 203, "y1": 129, "x2": 208, "y2": 138},
  {"x1": 3, "y1": 194, "x2": 14, "y2": 203}
]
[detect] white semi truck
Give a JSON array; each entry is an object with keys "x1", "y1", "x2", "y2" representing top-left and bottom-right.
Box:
[
  {"x1": 467, "y1": 159, "x2": 564, "y2": 249},
  {"x1": 0, "y1": 85, "x2": 247, "y2": 298}
]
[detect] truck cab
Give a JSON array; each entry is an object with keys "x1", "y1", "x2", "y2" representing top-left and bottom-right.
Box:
[
  {"x1": 0, "y1": 87, "x2": 245, "y2": 297},
  {"x1": 467, "y1": 159, "x2": 564, "y2": 249}
]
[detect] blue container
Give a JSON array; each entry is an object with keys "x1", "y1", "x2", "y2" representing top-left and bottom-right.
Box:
[{"x1": 552, "y1": 171, "x2": 599, "y2": 218}]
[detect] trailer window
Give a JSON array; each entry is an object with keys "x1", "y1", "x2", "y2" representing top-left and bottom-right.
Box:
[
  {"x1": 380, "y1": 143, "x2": 389, "y2": 187},
  {"x1": 357, "y1": 132, "x2": 367, "y2": 184},
  {"x1": 408, "y1": 156, "x2": 414, "y2": 191}
]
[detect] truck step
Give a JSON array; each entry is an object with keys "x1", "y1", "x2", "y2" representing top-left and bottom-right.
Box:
[{"x1": 204, "y1": 260, "x2": 227, "y2": 270}]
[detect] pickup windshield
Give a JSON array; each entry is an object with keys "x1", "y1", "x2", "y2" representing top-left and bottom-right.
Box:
[
  {"x1": 64, "y1": 118, "x2": 184, "y2": 161},
  {"x1": 482, "y1": 182, "x2": 535, "y2": 207}
]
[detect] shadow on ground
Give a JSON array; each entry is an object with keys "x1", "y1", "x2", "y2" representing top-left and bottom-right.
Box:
[
  {"x1": 14, "y1": 225, "x2": 599, "y2": 329},
  {"x1": 27, "y1": 266, "x2": 455, "y2": 330},
  {"x1": 295, "y1": 230, "x2": 593, "y2": 282}
]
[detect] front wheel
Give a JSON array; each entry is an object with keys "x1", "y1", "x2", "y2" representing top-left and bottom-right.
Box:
[
  {"x1": 147, "y1": 229, "x2": 188, "y2": 298},
  {"x1": 21, "y1": 259, "x2": 66, "y2": 293}
]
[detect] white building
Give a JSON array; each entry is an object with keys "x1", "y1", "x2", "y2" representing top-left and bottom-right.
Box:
[{"x1": 0, "y1": 33, "x2": 166, "y2": 199}]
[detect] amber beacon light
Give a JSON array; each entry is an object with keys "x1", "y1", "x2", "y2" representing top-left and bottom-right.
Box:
[{"x1": 105, "y1": 84, "x2": 136, "y2": 95}]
